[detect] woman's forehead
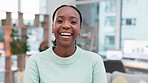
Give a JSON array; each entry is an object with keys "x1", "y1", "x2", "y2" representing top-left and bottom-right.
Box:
[{"x1": 55, "y1": 7, "x2": 80, "y2": 18}]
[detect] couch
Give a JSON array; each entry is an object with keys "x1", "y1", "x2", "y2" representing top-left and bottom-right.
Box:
[{"x1": 107, "y1": 71, "x2": 148, "y2": 83}]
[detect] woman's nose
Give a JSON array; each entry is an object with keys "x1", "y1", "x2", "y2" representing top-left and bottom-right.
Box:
[{"x1": 62, "y1": 21, "x2": 70, "y2": 29}]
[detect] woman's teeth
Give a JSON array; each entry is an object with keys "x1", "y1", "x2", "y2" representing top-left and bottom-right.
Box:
[{"x1": 60, "y1": 33, "x2": 72, "y2": 36}]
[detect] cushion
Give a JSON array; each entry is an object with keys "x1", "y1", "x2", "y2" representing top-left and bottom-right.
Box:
[
  {"x1": 112, "y1": 75, "x2": 128, "y2": 83},
  {"x1": 107, "y1": 73, "x2": 112, "y2": 83},
  {"x1": 112, "y1": 71, "x2": 148, "y2": 83},
  {"x1": 139, "y1": 80, "x2": 147, "y2": 83}
]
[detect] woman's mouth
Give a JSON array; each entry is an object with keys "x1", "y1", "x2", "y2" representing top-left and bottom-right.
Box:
[
  {"x1": 60, "y1": 32, "x2": 72, "y2": 36},
  {"x1": 59, "y1": 32, "x2": 73, "y2": 39}
]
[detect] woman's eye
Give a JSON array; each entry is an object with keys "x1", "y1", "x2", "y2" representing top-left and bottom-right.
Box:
[
  {"x1": 56, "y1": 20, "x2": 63, "y2": 23},
  {"x1": 71, "y1": 21, "x2": 77, "y2": 24}
]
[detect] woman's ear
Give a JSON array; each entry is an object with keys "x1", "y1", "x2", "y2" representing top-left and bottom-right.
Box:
[
  {"x1": 78, "y1": 26, "x2": 81, "y2": 35},
  {"x1": 52, "y1": 24, "x2": 54, "y2": 33},
  {"x1": 52, "y1": 28, "x2": 54, "y2": 33},
  {"x1": 77, "y1": 31, "x2": 80, "y2": 38}
]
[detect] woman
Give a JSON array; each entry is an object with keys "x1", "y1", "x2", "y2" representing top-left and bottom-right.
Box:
[{"x1": 24, "y1": 5, "x2": 107, "y2": 83}]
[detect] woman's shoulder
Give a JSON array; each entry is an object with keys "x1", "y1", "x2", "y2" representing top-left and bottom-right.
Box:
[
  {"x1": 27, "y1": 48, "x2": 50, "y2": 61},
  {"x1": 79, "y1": 47, "x2": 102, "y2": 60},
  {"x1": 80, "y1": 47, "x2": 99, "y2": 56}
]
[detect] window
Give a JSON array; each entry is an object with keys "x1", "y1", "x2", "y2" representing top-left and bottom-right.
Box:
[
  {"x1": 105, "y1": 36, "x2": 115, "y2": 46},
  {"x1": 21, "y1": 0, "x2": 39, "y2": 14},
  {"x1": 0, "y1": 0, "x2": 40, "y2": 21},
  {"x1": 122, "y1": 0, "x2": 137, "y2": 5},
  {"x1": 122, "y1": 18, "x2": 136, "y2": 26},
  {"x1": 105, "y1": 0, "x2": 116, "y2": 13},
  {"x1": 105, "y1": 16, "x2": 116, "y2": 27},
  {"x1": 0, "y1": 0, "x2": 18, "y2": 12}
]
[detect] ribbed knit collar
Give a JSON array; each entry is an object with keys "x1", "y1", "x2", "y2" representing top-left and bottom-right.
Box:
[{"x1": 47, "y1": 46, "x2": 83, "y2": 65}]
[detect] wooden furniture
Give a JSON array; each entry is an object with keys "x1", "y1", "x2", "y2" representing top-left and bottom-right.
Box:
[
  {"x1": 122, "y1": 59, "x2": 148, "y2": 73},
  {"x1": 0, "y1": 11, "x2": 50, "y2": 83}
]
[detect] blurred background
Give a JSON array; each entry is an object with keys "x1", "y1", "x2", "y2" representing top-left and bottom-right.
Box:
[{"x1": 0, "y1": 0, "x2": 148, "y2": 83}]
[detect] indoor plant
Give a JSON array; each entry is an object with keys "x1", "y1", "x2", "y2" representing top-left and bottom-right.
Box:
[
  {"x1": 1, "y1": 19, "x2": 6, "y2": 26},
  {"x1": 10, "y1": 28, "x2": 29, "y2": 70},
  {"x1": 10, "y1": 28, "x2": 29, "y2": 54}
]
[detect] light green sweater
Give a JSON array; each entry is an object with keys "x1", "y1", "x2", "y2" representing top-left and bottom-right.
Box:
[{"x1": 24, "y1": 46, "x2": 107, "y2": 83}]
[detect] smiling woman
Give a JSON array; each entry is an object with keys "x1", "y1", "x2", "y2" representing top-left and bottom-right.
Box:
[{"x1": 24, "y1": 5, "x2": 107, "y2": 83}]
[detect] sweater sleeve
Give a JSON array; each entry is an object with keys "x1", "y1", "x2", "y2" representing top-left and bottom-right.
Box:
[
  {"x1": 92, "y1": 55, "x2": 107, "y2": 83},
  {"x1": 23, "y1": 55, "x2": 40, "y2": 83}
]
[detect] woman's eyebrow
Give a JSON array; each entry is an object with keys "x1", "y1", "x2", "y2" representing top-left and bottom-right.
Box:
[
  {"x1": 56, "y1": 16, "x2": 63, "y2": 18},
  {"x1": 56, "y1": 16, "x2": 78, "y2": 20}
]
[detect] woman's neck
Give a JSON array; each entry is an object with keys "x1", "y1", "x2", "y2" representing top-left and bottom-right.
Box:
[{"x1": 53, "y1": 45, "x2": 76, "y2": 57}]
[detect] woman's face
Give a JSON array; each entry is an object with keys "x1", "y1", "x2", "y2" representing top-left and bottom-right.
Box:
[{"x1": 52, "y1": 7, "x2": 81, "y2": 47}]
